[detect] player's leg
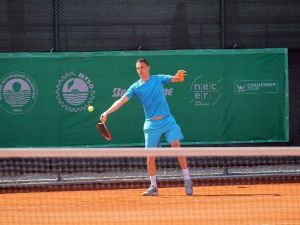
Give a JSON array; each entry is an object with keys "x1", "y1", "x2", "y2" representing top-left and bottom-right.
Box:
[
  {"x1": 143, "y1": 130, "x2": 162, "y2": 196},
  {"x1": 170, "y1": 140, "x2": 193, "y2": 195},
  {"x1": 147, "y1": 156, "x2": 156, "y2": 176},
  {"x1": 165, "y1": 117, "x2": 193, "y2": 195},
  {"x1": 170, "y1": 140, "x2": 188, "y2": 169},
  {"x1": 147, "y1": 156, "x2": 157, "y2": 194}
]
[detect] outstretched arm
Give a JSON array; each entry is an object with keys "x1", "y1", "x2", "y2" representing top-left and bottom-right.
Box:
[
  {"x1": 100, "y1": 95, "x2": 129, "y2": 123},
  {"x1": 172, "y1": 70, "x2": 187, "y2": 82}
]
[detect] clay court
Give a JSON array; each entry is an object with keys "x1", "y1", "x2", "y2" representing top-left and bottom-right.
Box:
[{"x1": 1, "y1": 183, "x2": 299, "y2": 225}]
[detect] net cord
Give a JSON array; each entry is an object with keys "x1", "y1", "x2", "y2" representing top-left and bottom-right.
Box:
[{"x1": 0, "y1": 147, "x2": 299, "y2": 158}]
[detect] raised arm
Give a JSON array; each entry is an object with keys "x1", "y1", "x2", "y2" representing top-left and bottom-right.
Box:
[
  {"x1": 100, "y1": 95, "x2": 129, "y2": 123},
  {"x1": 172, "y1": 70, "x2": 187, "y2": 83}
]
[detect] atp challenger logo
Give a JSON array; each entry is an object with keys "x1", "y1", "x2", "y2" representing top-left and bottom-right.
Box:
[
  {"x1": 234, "y1": 80, "x2": 278, "y2": 94},
  {"x1": 189, "y1": 75, "x2": 222, "y2": 106},
  {"x1": 0, "y1": 72, "x2": 38, "y2": 114},
  {"x1": 56, "y1": 72, "x2": 95, "y2": 112}
]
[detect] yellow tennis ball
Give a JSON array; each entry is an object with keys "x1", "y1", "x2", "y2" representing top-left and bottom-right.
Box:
[{"x1": 88, "y1": 105, "x2": 94, "y2": 112}]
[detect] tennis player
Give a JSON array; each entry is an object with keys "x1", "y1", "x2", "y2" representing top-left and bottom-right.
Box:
[{"x1": 100, "y1": 58, "x2": 193, "y2": 196}]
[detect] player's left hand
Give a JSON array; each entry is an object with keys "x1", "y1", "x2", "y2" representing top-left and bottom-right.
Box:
[{"x1": 172, "y1": 69, "x2": 187, "y2": 82}]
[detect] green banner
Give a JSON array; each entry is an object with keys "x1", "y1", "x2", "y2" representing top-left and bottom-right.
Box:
[{"x1": 0, "y1": 49, "x2": 289, "y2": 147}]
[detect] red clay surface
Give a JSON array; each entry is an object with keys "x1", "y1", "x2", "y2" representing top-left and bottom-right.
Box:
[{"x1": 1, "y1": 183, "x2": 299, "y2": 225}]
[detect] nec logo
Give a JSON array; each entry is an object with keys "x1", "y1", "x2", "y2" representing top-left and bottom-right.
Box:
[
  {"x1": 189, "y1": 75, "x2": 223, "y2": 106},
  {"x1": 112, "y1": 88, "x2": 174, "y2": 98}
]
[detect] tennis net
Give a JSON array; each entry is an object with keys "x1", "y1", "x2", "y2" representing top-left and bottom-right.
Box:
[{"x1": 0, "y1": 147, "x2": 300, "y2": 225}]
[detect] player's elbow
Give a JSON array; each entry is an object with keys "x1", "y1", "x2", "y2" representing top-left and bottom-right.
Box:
[{"x1": 119, "y1": 95, "x2": 129, "y2": 105}]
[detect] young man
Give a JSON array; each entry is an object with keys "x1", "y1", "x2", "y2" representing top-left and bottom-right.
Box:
[{"x1": 100, "y1": 58, "x2": 193, "y2": 196}]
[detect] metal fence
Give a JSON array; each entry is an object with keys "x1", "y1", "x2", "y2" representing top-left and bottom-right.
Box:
[{"x1": 1, "y1": 0, "x2": 300, "y2": 52}]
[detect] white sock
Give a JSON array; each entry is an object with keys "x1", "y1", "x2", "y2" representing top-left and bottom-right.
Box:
[
  {"x1": 150, "y1": 176, "x2": 157, "y2": 187},
  {"x1": 182, "y1": 168, "x2": 191, "y2": 181}
]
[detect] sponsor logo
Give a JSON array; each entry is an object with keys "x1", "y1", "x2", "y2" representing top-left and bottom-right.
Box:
[
  {"x1": 56, "y1": 72, "x2": 95, "y2": 112},
  {"x1": 164, "y1": 88, "x2": 173, "y2": 96},
  {"x1": 112, "y1": 88, "x2": 127, "y2": 98},
  {"x1": 112, "y1": 88, "x2": 174, "y2": 97},
  {"x1": 0, "y1": 71, "x2": 38, "y2": 114},
  {"x1": 190, "y1": 75, "x2": 222, "y2": 106},
  {"x1": 234, "y1": 80, "x2": 278, "y2": 94}
]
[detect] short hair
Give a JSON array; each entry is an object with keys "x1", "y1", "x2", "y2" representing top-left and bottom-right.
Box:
[{"x1": 136, "y1": 58, "x2": 150, "y2": 66}]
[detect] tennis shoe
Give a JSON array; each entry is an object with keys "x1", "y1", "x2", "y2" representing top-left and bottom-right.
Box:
[
  {"x1": 185, "y1": 179, "x2": 193, "y2": 196},
  {"x1": 142, "y1": 185, "x2": 158, "y2": 196}
]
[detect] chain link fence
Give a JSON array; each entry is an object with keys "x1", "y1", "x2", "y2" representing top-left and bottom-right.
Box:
[
  {"x1": 0, "y1": 0, "x2": 299, "y2": 145},
  {"x1": 1, "y1": 0, "x2": 300, "y2": 52},
  {"x1": 225, "y1": 0, "x2": 300, "y2": 49}
]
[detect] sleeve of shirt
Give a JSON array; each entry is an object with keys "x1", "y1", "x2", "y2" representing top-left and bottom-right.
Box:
[
  {"x1": 123, "y1": 83, "x2": 136, "y2": 99},
  {"x1": 156, "y1": 74, "x2": 173, "y2": 84}
]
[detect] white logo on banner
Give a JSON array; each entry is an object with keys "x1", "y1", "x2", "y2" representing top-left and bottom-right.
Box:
[
  {"x1": 189, "y1": 75, "x2": 222, "y2": 106},
  {"x1": 56, "y1": 72, "x2": 95, "y2": 112},
  {"x1": 234, "y1": 80, "x2": 278, "y2": 94},
  {"x1": 112, "y1": 88, "x2": 174, "y2": 97},
  {"x1": 0, "y1": 71, "x2": 38, "y2": 114},
  {"x1": 112, "y1": 88, "x2": 127, "y2": 97}
]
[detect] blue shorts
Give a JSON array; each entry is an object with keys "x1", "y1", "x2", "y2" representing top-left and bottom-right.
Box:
[{"x1": 144, "y1": 115, "x2": 184, "y2": 148}]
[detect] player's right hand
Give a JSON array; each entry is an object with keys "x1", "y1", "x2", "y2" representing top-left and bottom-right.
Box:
[{"x1": 100, "y1": 113, "x2": 108, "y2": 123}]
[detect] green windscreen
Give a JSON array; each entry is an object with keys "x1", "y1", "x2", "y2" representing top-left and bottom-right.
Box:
[{"x1": 0, "y1": 49, "x2": 288, "y2": 147}]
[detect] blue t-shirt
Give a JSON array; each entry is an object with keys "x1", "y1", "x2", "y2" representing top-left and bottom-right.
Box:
[{"x1": 124, "y1": 75, "x2": 172, "y2": 120}]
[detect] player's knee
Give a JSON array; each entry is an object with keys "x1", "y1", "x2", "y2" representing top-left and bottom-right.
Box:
[
  {"x1": 171, "y1": 140, "x2": 180, "y2": 147},
  {"x1": 147, "y1": 156, "x2": 156, "y2": 164}
]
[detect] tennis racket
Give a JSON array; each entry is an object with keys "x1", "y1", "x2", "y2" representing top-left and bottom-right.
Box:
[{"x1": 96, "y1": 121, "x2": 112, "y2": 141}]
